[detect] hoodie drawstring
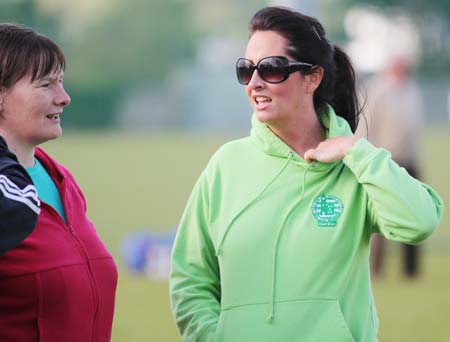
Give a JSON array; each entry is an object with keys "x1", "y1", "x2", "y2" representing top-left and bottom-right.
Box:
[
  {"x1": 266, "y1": 163, "x2": 314, "y2": 323},
  {"x1": 215, "y1": 152, "x2": 294, "y2": 257}
]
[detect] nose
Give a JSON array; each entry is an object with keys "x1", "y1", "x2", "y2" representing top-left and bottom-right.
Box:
[
  {"x1": 55, "y1": 84, "x2": 71, "y2": 107},
  {"x1": 246, "y1": 68, "x2": 265, "y2": 89}
]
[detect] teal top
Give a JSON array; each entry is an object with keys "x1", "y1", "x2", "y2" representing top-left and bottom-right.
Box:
[{"x1": 26, "y1": 158, "x2": 67, "y2": 223}]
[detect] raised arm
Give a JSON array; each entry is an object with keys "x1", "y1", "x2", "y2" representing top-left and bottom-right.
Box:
[
  {"x1": 343, "y1": 138, "x2": 443, "y2": 243},
  {"x1": 305, "y1": 136, "x2": 443, "y2": 242}
]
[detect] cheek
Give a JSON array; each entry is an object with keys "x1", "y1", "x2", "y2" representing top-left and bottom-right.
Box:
[
  {"x1": 245, "y1": 85, "x2": 252, "y2": 100},
  {"x1": 271, "y1": 83, "x2": 296, "y2": 102},
  {"x1": 278, "y1": 89, "x2": 303, "y2": 113}
]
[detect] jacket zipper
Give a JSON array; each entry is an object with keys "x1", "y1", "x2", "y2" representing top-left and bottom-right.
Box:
[
  {"x1": 59, "y1": 178, "x2": 100, "y2": 341},
  {"x1": 41, "y1": 201, "x2": 100, "y2": 341}
]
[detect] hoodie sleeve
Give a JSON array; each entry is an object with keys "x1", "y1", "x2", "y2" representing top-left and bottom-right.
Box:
[
  {"x1": 343, "y1": 138, "x2": 443, "y2": 244},
  {"x1": 170, "y1": 170, "x2": 220, "y2": 342},
  {"x1": 0, "y1": 137, "x2": 40, "y2": 255}
]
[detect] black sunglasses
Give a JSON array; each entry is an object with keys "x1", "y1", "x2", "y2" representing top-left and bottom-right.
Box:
[{"x1": 236, "y1": 56, "x2": 314, "y2": 85}]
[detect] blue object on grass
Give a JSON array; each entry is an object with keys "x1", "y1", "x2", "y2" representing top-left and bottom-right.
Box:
[{"x1": 121, "y1": 229, "x2": 176, "y2": 279}]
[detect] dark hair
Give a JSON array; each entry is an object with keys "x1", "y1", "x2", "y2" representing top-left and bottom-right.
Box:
[
  {"x1": 249, "y1": 7, "x2": 361, "y2": 132},
  {"x1": 0, "y1": 23, "x2": 66, "y2": 89}
]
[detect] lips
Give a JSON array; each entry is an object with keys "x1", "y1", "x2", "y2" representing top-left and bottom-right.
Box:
[
  {"x1": 46, "y1": 113, "x2": 60, "y2": 120},
  {"x1": 253, "y1": 95, "x2": 272, "y2": 110},
  {"x1": 254, "y1": 95, "x2": 272, "y2": 105}
]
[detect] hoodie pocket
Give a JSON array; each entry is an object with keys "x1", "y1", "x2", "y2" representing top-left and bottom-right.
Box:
[{"x1": 216, "y1": 299, "x2": 356, "y2": 342}]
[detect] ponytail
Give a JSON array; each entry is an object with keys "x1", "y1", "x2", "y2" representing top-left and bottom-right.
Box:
[
  {"x1": 310, "y1": 43, "x2": 363, "y2": 134},
  {"x1": 329, "y1": 45, "x2": 361, "y2": 132}
]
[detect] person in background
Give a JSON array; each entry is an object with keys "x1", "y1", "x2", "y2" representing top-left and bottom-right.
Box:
[
  {"x1": 0, "y1": 136, "x2": 40, "y2": 255},
  {"x1": 170, "y1": 6, "x2": 443, "y2": 342},
  {"x1": 357, "y1": 55, "x2": 425, "y2": 278},
  {"x1": 0, "y1": 23, "x2": 117, "y2": 341}
]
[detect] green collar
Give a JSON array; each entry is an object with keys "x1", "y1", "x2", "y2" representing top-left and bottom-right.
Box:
[{"x1": 250, "y1": 105, "x2": 353, "y2": 167}]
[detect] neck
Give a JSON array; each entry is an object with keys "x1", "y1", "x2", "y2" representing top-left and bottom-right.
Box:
[
  {"x1": 269, "y1": 109, "x2": 326, "y2": 158},
  {"x1": 0, "y1": 131, "x2": 35, "y2": 168}
]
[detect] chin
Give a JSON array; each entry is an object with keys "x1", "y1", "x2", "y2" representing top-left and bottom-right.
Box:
[
  {"x1": 255, "y1": 110, "x2": 277, "y2": 124},
  {"x1": 40, "y1": 131, "x2": 63, "y2": 144},
  {"x1": 51, "y1": 132, "x2": 63, "y2": 141}
]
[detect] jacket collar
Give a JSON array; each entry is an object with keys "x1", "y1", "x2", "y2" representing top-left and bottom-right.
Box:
[{"x1": 34, "y1": 147, "x2": 66, "y2": 184}]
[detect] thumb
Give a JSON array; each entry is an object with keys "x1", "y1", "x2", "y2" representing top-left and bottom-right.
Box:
[{"x1": 303, "y1": 148, "x2": 316, "y2": 163}]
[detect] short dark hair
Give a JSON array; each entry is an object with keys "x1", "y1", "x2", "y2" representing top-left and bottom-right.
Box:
[
  {"x1": 249, "y1": 7, "x2": 362, "y2": 132},
  {"x1": 0, "y1": 23, "x2": 66, "y2": 89}
]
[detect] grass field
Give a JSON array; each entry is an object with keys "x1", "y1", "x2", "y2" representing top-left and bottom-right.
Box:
[{"x1": 43, "y1": 128, "x2": 450, "y2": 342}]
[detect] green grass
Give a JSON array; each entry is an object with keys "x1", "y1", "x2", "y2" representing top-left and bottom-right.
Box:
[
  {"x1": 374, "y1": 253, "x2": 450, "y2": 342},
  {"x1": 42, "y1": 129, "x2": 450, "y2": 342}
]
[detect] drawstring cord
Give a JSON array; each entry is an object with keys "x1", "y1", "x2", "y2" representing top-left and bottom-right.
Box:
[
  {"x1": 215, "y1": 152, "x2": 294, "y2": 257},
  {"x1": 266, "y1": 162, "x2": 314, "y2": 323}
]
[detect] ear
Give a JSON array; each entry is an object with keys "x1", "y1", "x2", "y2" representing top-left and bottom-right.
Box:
[{"x1": 305, "y1": 66, "x2": 324, "y2": 95}]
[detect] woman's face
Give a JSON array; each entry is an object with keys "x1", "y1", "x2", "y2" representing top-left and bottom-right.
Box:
[
  {"x1": 244, "y1": 30, "x2": 311, "y2": 127},
  {"x1": 0, "y1": 69, "x2": 70, "y2": 147}
]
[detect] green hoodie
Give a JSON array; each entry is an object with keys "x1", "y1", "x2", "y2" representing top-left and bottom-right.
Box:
[{"x1": 170, "y1": 107, "x2": 443, "y2": 342}]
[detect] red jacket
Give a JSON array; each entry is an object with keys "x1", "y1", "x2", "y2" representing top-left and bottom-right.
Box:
[{"x1": 0, "y1": 148, "x2": 118, "y2": 341}]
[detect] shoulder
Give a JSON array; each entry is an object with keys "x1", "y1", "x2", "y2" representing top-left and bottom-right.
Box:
[
  {"x1": 35, "y1": 147, "x2": 72, "y2": 175},
  {"x1": 34, "y1": 147, "x2": 82, "y2": 190},
  {"x1": 209, "y1": 136, "x2": 254, "y2": 164},
  {"x1": 0, "y1": 138, "x2": 34, "y2": 188},
  {"x1": 200, "y1": 136, "x2": 254, "y2": 182},
  {"x1": 0, "y1": 137, "x2": 20, "y2": 170}
]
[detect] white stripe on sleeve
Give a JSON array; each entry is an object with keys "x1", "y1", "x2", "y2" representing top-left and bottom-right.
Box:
[{"x1": 0, "y1": 175, "x2": 40, "y2": 214}]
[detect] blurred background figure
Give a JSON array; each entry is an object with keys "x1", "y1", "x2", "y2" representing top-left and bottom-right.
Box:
[
  {"x1": 357, "y1": 55, "x2": 425, "y2": 278},
  {"x1": 351, "y1": 8, "x2": 426, "y2": 279}
]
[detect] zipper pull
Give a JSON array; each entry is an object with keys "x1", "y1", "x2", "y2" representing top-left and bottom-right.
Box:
[{"x1": 67, "y1": 224, "x2": 75, "y2": 236}]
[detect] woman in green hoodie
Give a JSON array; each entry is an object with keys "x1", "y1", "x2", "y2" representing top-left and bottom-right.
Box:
[{"x1": 170, "y1": 6, "x2": 443, "y2": 342}]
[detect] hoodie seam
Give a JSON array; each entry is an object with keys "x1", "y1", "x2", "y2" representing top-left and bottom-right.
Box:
[
  {"x1": 0, "y1": 261, "x2": 100, "y2": 280},
  {"x1": 222, "y1": 297, "x2": 338, "y2": 311}
]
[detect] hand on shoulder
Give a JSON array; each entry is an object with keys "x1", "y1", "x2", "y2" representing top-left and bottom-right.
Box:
[{"x1": 304, "y1": 136, "x2": 359, "y2": 163}]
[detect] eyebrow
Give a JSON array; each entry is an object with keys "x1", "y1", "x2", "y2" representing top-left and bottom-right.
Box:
[{"x1": 38, "y1": 73, "x2": 64, "y2": 82}]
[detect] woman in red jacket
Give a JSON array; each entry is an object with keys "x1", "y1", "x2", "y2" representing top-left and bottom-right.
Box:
[{"x1": 0, "y1": 23, "x2": 118, "y2": 341}]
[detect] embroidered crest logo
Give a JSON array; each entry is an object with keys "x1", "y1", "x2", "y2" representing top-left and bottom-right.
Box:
[{"x1": 311, "y1": 194, "x2": 344, "y2": 227}]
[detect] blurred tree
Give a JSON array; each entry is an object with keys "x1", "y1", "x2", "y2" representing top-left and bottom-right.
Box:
[
  {"x1": 0, "y1": 0, "x2": 36, "y2": 26},
  {"x1": 189, "y1": 0, "x2": 267, "y2": 38},
  {"x1": 64, "y1": 0, "x2": 196, "y2": 89},
  {"x1": 40, "y1": 0, "x2": 199, "y2": 128}
]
